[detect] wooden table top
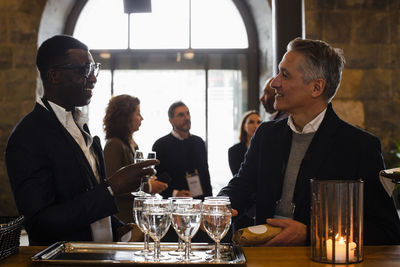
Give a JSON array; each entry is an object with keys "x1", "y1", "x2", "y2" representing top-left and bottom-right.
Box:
[{"x1": 0, "y1": 245, "x2": 399, "y2": 266}]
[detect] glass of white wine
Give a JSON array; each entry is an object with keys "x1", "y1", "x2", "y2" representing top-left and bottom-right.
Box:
[{"x1": 202, "y1": 199, "x2": 232, "y2": 262}]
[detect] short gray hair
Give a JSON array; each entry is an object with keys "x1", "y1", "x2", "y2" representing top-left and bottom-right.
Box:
[{"x1": 287, "y1": 38, "x2": 345, "y2": 101}]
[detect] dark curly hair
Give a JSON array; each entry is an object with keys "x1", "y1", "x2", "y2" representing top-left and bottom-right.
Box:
[
  {"x1": 103, "y1": 94, "x2": 140, "y2": 143},
  {"x1": 238, "y1": 110, "x2": 259, "y2": 143}
]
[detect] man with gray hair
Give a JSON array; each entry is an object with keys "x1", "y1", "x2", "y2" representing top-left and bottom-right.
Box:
[{"x1": 219, "y1": 38, "x2": 400, "y2": 246}]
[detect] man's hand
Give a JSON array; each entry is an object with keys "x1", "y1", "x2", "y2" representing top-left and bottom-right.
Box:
[
  {"x1": 262, "y1": 218, "x2": 306, "y2": 246},
  {"x1": 149, "y1": 177, "x2": 168, "y2": 194},
  {"x1": 176, "y1": 190, "x2": 192, "y2": 197},
  {"x1": 107, "y1": 160, "x2": 159, "y2": 195}
]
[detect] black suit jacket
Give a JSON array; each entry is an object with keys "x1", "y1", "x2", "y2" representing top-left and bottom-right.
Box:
[
  {"x1": 228, "y1": 142, "x2": 247, "y2": 175},
  {"x1": 220, "y1": 104, "x2": 400, "y2": 245},
  {"x1": 6, "y1": 103, "x2": 121, "y2": 245}
]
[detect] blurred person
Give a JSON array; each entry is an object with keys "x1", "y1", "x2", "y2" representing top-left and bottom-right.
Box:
[
  {"x1": 103, "y1": 94, "x2": 167, "y2": 223},
  {"x1": 5, "y1": 35, "x2": 157, "y2": 245},
  {"x1": 228, "y1": 110, "x2": 261, "y2": 175},
  {"x1": 219, "y1": 37, "x2": 400, "y2": 246},
  {"x1": 152, "y1": 101, "x2": 212, "y2": 199},
  {"x1": 260, "y1": 76, "x2": 288, "y2": 121}
]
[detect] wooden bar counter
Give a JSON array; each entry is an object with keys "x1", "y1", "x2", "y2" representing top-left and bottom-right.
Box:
[{"x1": 0, "y1": 245, "x2": 399, "y2": 266}]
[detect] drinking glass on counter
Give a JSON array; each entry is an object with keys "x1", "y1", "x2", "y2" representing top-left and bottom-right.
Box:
[
  {"x1": 202, "y1": 199, "x2": 232, "y2": 262},
  {"x1": 143, "y1": 198, "x2": 172, "y2": 261},
  {"x1": 133, "y1": 196, "x2": 155, "y2": 257},
  {"x1": 171, "y1": 199, "x2": 202, "y2": 262},
  {"x1": 168, "y1": 196, "x2": 193, "y2": 256}
]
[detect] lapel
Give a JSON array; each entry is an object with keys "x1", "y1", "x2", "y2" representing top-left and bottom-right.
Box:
[
  {"x1": 263, "y1": 119, "x2": 292, "y2": 201},
  {"x1": 39, "y1": 100, "x2": 99, "y2": 188}
]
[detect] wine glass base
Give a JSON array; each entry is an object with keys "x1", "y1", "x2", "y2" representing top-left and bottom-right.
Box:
[
  {"x1": 168, "y1": 250, "x2": 185, "y2": 256},
  {"x1": 134, "y1": 250, "x2": 151, "y2": 256},
  {"x1": 131, "y1": 191, "x2": 151, "y2": 197}
]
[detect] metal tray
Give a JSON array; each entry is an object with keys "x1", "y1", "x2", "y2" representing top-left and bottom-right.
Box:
[{"x1": 31, "y1": 242, "x2": 246, "y2": 265}]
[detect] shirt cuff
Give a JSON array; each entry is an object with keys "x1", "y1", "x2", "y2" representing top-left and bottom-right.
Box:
[
  {"x1": 172, "y1": 189, "x2": 179, "y2": 197},
  {"x1": 107, "y1": 185, "x2": 114, "y2": 196}
]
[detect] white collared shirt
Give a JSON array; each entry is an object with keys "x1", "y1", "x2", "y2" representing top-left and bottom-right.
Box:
[
  {"x1": 171, "y1": 129, "x2": 189, "y2": 140},
  {"x1": 287, "y1": 108, "x2": 327, "y2": 134},
  {"x1": 268, "y1": 111, "x2": 279, "y2": 121},
  {"x1": 37, "y1": 98, "x2": 113, "y2": 242}
]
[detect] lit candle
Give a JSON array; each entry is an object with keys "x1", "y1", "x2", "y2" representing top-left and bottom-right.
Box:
[{"x1": 326, "y1": 236, "x2": 356, "y2": 263}]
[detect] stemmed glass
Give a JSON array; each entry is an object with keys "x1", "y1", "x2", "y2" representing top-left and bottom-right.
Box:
[
  {"x1": 204, "y1": 196, "x2": 230, "y2": 255},
  {"x1": 132, "y1": 151, "x2": 156, "y2": 196},
  {"x1": 168, "y1": 197, "x2": 193, "y2": 256},
  {"x1": 133, "y1": 196, "x2": 155, "y2": 257},
  {"x1": 202, "y1": 199, "x2": 232, "y2": 262},
  {"x1": 143, "y1": 198, "x2": 171, "y2": 261},
  {"x1": 171, "y1": 199, "x2": 202, "y2": 262}
]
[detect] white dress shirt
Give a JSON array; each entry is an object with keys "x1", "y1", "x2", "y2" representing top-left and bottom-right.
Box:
[{"x1": 287, "y1": 108, "x2": 327, "y2": 134}]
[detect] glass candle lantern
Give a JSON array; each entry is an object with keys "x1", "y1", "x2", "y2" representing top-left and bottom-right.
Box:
[{"x1": 310, "y1": 179, "x2": 364, "y2": 264}]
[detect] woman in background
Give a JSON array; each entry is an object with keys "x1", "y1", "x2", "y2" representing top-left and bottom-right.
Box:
[
  {"x1": 228, "y1": 110, "x2": 262, "y2": 175},
  {"x1": 103, "y1": 94, "x2": 167, "y2": 223}
]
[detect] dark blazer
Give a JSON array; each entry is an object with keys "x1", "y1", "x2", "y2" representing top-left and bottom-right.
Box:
[
  {"x1": 6, "y1": 103, "x2": 122, "y2": 246},
  {"x1": 228, "y1": 142, "x2": 247, "y2": 175},
  {"x1": 220, "y1": 104, "x2": 400, "y2": 245}
]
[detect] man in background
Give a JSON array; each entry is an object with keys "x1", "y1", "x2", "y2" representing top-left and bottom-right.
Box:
[
  {"x1": 260, "y1": 76, "x2": 288, "y2": 121},
  {"x1": 152, "y1": 101, "x2": 212, "y2": 199}
]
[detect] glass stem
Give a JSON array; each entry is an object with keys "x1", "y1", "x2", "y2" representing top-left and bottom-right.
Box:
[
  {"x1": 216, "y1": 241, "x2": 221, "y2": 262},
  {"x1": 154, "y1": 240, "x2": 161, "y2": 261},
  {"x1": 178, "y1": 237, "x2": 184, "y2": 251},
  {"x1": 185, "y1": 241, "x2": 190, "y2": 261},
  {"x1": 144, "y1": 233, "x2": 149, "y2": 253}
]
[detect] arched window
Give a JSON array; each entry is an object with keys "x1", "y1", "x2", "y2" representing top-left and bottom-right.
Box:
[{"x1": 71, "y1": 0, "x2": 255, "y2": 195}]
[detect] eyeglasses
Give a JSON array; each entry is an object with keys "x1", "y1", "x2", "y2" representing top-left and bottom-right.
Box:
[{"x1": 51, "y1": 62, "x2": 101, "y2": 78}]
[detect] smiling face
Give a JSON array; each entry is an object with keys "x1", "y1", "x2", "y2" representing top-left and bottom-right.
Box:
[
  {"x1": 270, "y1": 51, "x2": 315, "y2": 116},
  {"x1": 49, "y1": 48, "x2": 97, "y2": 110}
]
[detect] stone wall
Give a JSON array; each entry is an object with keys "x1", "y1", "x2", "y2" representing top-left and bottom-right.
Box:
[
  {"x1": 0, "y1": 0, "x2": 46, "y2": 215},
  {"x1": 306, "y1": 0, "x2": 400, "y2": 167}
]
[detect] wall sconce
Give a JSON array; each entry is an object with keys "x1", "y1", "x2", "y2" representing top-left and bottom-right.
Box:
[{"x1": 311, "y1": 179, "x2": 364, "y2": 264}]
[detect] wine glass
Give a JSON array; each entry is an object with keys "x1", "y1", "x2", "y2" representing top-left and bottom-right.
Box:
[
  {"x1": 132, "y1": 151, "x2": 155, "y2": 197},
  {"x1": 143, "y1": 198, "x2": 171, "y2": 261},
  {"x1": 133, "y1": 196, "x2": 155, "y2": 257},
  {"x1": 171, "y1": 199, "x2": 202, "y2": 262},
  {"x1": 204, "y1": 196, "x2": 230, "y2": 255},
  {"x1": 168, "y1": 197, "x2": 193, "y2": 256},
  {"x1": 202, "y1": 199, "x2": 232, "y2": 262}
]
